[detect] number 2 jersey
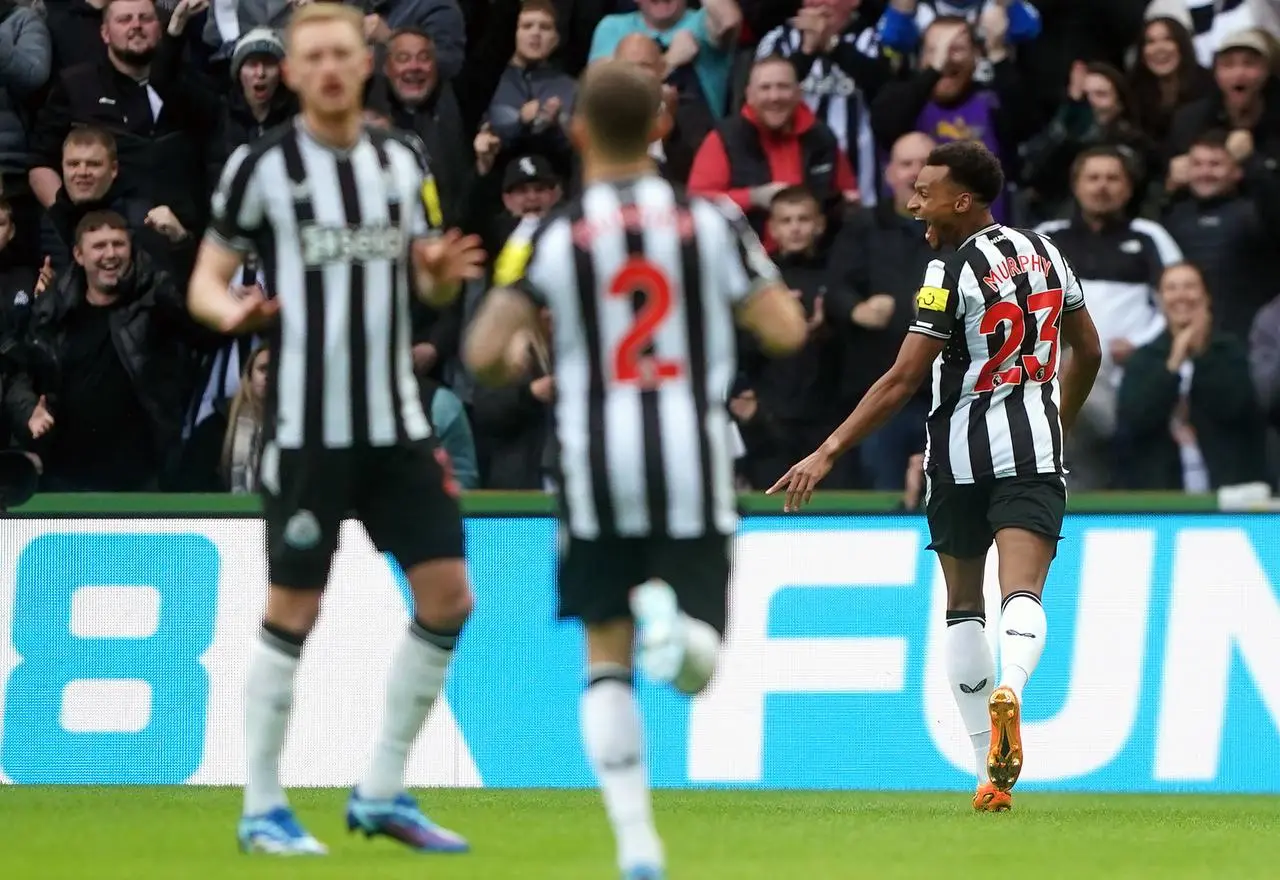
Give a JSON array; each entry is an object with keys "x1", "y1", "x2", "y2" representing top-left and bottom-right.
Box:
[
  {"x1": 492, "y1": 174, "x2": 782, "y2": 541},
  {"x1": 908, "y1": 223, "x2": 1086, "y2": 484}
]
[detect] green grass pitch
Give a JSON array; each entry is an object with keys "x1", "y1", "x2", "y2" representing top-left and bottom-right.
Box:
[{"x1": 1, "y1": 788, "x2": 1276, "y2": 878}]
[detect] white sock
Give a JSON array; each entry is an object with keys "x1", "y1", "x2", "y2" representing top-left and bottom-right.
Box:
[
  {"x1": 944, "y1": 612, "x2": 995, "y2": 782},
  {"x1": 998, "y1": 592, "x2": 1046, "y2": 701},
  {"x1": 673, "y1": 615, "x2": 721, "y2": 695},
  {"x1": 360, "y1": 619, "x2": 456, "y2": 800},
  {"x1": 243, "y1": 626, "x2": 303, "y2": 816},
  {"x1": 581, "y1": 664, "x2": 663, "y2": 872}
]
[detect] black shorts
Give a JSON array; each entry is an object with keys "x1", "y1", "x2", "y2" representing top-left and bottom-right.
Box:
[
  {"x1": 558, "y1": 533, "x2": 732, "y2": 635},
  {"x1": 924, "y1": 473, "x2": 1066, "y2": 559},
  {"x1": 260, "y1": 440, "x2": 464, "y2": 589}
]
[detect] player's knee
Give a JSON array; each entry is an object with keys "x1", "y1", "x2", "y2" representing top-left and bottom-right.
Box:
[
  {"x1": 406, "y1": 559, "x2": 473, "y2": 631},
  {"x1": 587, "y1": 619, "x2": 635, "y2": 668},
  {"x1": 264, "y1": 586, "x2": 323, "y2": 637}
]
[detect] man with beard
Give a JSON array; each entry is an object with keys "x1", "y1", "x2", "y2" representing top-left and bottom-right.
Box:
[
  {"x1": 11, "y1": 211, "x2": 197, "y2": 491},
  {"x1": 27, "y1": 0, "x2": 220, "y2": 246}
]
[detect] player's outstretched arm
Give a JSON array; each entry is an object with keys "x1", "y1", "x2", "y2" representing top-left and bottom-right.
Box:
[
  {"x1": 767, "y1": 332, "x2": 943, "y2": 512},
  {"x1": 1058, "y1": 304, "x2": 1103, "y2": 436},
  {"x1": 188, "y1": 238, "x2": 278, "y2": 335},
  {"x1": 463, "y1": 287, "x2": 538, "y2": 386},
  {"x1": 736, "y1": 283, "x2": 808, "y2": 357},
  {"x1": 412, "y1": 229, "x2": 487, "y2": 308}
]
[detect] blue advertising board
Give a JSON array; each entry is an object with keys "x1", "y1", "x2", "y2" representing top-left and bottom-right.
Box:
[{"x1": 0, "y1": 514, "x2": 1276, "y2": 791}]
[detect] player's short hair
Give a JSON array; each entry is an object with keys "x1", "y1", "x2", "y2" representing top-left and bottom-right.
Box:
[
  {"x1": 1191, "y1": 129, "x2": 1231, "y2": 152},
  {"x1": 74, "y1": 210, "x2": 129, "y2": 244},
  {"x1": 285, "y1": 2, "x2": 365, "y2": 51},
  {"x1": 925, "y1": 141, "x2": 1004, "y2": 206},
  {"x1": 769, "y1": 185, "x2": 820, "y2": 213},
  {"x1": 64, "y1": 127, "x2": 118, "y2": 160},
  {"x1": 577, "y1": 59, "x2": 661, "y2": 160},
  {"x1": 519, "y1": 0, "x2": 557, "y2": 21},
  {"x1": 1069, "y1": 144, "x2": 1135, "y2": 187}
]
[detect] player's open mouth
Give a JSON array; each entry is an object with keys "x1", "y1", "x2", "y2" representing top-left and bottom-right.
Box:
[{"x1": 924, "y1": 222, "x2": 938, "y2": 247}]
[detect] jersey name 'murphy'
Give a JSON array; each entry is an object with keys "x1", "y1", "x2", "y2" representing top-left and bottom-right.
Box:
[{"x1": 299, "y1": 223, "x2": 405, "y2": 266}]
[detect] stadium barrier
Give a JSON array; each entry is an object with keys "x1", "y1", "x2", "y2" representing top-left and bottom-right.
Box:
[{"x1": 0, "y1": 492, "x2": 1277, "y2": 792}]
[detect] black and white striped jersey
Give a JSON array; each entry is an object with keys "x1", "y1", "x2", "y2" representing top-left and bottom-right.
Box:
[
  {"x1": 207, "y1": 118, "x2": 444, "y2": 451},
  {"x1": 908, "y1": 223, "x2": 1086, "y2": 483},
  {"x1": 492, "y1": 174, "x2": 782, "y2": 540}
]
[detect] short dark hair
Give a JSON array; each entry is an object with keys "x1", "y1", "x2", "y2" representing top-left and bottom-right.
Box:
[
  {"x1": 1069, "y1": 144, "x2": 1135, "y2": 187},
  {"x1": 925, "y1": 141, "x2": 1004, "y2": 205},
  {"x1": 769, "y1": 185, "x2": 820, "y2": 212},
  {"x1": 577, "y1": 59, "x2": 661, "y2": 160},
  {"x1": 519, "y1": 0, "x2": 557, "y2": 21},
  {"x1": 1191, "y1": 129, "x2": 1231, "y2": 151},
  {"x1": 74, "y1": 210, "x2": 129, "y2": 244}
]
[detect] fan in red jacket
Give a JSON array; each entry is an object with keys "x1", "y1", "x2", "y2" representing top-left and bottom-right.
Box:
[{"x1": 688, "y1": 55, "x2": 858, "y2": 251}]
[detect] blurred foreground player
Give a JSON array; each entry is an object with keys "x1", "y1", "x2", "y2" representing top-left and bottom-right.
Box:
[
  {"x1": 464, "y1": 60, "x2": 807, "y2": 879},
  {"x1": 188, "y1": 3, "x2": 486, "y2": 856},
  {"x1": 769, "y1": 141, "x2": 1103, "y2": 811}
]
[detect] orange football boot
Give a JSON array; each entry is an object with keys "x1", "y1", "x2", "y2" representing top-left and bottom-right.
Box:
[
  {"x1": 987, "y1": 685, "x2": 1024, "y2": 792},
  {"x1": 972, "y1": 781, "x2": 1012, "y2": 812}
]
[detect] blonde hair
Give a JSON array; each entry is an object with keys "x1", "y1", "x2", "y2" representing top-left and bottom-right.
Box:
[
  {"x1": 285, "y1": 2, "x2": 366, "y2": 51},
  {"x1": 220, "y1": 344, "x2": 271, "y2": 488}
]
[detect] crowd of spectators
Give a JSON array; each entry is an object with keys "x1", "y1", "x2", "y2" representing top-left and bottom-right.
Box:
[{"x1": 1, "y1": 0, "x2": 1279, "y2": 499}]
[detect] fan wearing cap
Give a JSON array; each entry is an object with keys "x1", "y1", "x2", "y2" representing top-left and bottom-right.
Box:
[
  {"x1": 503, "y1": 154, "x2": 562, "y2": 220},
  {"x1": 482, "y1": 154, "x2": 563, "y2": 258},
  {"x1": 1168, "y1": 28, "x2": 1280, "y2": 175}
]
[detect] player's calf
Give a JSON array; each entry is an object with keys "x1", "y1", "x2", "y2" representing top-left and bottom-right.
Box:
[
  {"x1": 581, "y1": 661, "x2": 665, "y2": 876},
  {"x1": 944, "y1": 609, "x2": 996, "y2": 785},
  {"x1": 240, "y1": 619, "x2": 327, "y2": 855}
]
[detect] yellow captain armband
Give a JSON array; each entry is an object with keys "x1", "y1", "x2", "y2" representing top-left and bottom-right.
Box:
[
  {"x1": 915, "y1": 285, "x2": 950, "y2": 312},
  {"x1": 492, "y1": 239, "x2": 533, "y2": 288},
  {"x1": 421, "y1": 176, "x2": 444, "y2": 229}
]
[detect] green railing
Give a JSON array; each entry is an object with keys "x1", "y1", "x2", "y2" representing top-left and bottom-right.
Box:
[{"x1": 4, "y1": 490, "x2": 1226, "y2": 516}]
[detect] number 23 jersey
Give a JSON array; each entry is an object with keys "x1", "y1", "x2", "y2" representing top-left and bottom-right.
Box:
[
  {"x1": 492, "y1": 175, "x2": 781, "y2": 541},
  {"x1": 908, "y1": 223, "x2": 1086, "y2": 484}
]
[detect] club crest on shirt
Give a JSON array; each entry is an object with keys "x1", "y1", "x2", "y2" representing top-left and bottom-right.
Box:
[{"x1": 283, "y1": 510, "x2": 321, "y2": 549}]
